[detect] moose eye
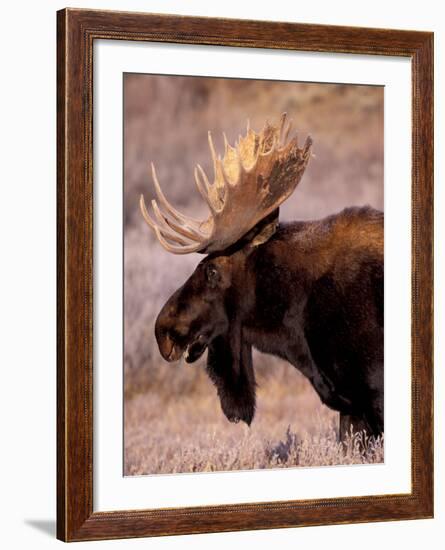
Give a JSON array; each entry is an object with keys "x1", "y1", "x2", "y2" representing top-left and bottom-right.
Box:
[{"x1": 206, "y1": 265, "x2": 219, "y2": 286}]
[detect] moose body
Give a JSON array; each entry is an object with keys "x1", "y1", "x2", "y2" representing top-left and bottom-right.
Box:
[
  {"x1": 141, "y1": 114, "x2": 383, "y2": 440},
  {"x1": 155, "y1": 206, "x2": 384, "y2": 438}
]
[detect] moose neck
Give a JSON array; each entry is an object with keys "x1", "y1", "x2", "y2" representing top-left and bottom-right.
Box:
[{"x1": 240, "y1": 223, "x2": 311, "y2": 358}]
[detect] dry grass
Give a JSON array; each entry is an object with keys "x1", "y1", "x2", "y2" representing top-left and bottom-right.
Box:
[
  {"x1": 124, "y1": 355, "x2": 383, "y2": 475},
  {"x1": 123, "y1": 75, "x2": 384, "y2": 475}
]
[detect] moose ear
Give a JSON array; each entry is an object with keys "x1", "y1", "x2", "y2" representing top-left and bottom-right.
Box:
[
  {"x1": 246, "y1": 208, "x2": 279, "y2": 249},
  {"x1": 206, "y1": 324, "x2": 256, "y2": 426}
]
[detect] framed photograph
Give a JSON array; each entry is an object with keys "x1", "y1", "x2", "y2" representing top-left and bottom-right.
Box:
[{"x1": 57, "y1": 8, "x2": 434, "y2": 542}]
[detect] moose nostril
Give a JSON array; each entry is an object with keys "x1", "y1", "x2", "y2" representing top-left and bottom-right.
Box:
[
  {"x1": 162, "y1": 334, "x2": 174, "y2": 357},
  {"x1": 154, "y1": 324, "x2": 174, "y2": 358}
]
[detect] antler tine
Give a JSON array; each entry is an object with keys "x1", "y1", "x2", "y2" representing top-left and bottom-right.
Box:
[
  {"x1": 140, "y1": 195, "x2": 203, "y2": 253},
  {"x1": 258, "y1": 131, "x2": 277, "y2": 157},
  {"x1": 214, "y1": 157, "x2": 228, "y2": 194},
  {"x1": 151, "y1": 163, "x2": 201, "y2": 228},
  {"x1": 154, "y1": 226, "x2": 202, "y2": 254},
  {"x1": 221, "y1": 137, "x2": 241, "y2": 185},
  {"x1": 283, "y1": 118, "x2": 294, "y2": 146},
  {"x1": 195, "y1": 165, "x2": 217, "y2": 212},
  {"x1": 278, "y1": 112, "x2": 287, "y2": 141},
  {"x1": 140, "y1": 194, "x2": 190, "y2": 246},
  {"x1": 207, "y1": 131, "x2": 218, "y2": 165},
  {"x1": 278, "y1": 112, "x2": 289, "y2": 146},
  {"x1": 303, "y1": 135, "x2": 313, "y2": 155},
  {"x1": 196, "y1": 164, "x2": 212, "y2": 192},
  {"x1": 151, "y1": 200, "x2": 204, "y2": 243},
  {"x1": 223, "y1": 132, "x2": 229, "y2": 153},
  {"x1": 207, "y1": 131, "x2": 228, "y2": 202},
  {"x1": 140, "y1": 194, "x2": 158, "y2": 231}
]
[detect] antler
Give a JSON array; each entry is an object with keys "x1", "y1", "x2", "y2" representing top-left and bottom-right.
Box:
[{"x1": 140, "y1": 113, "x2": 312, "y2": 254}]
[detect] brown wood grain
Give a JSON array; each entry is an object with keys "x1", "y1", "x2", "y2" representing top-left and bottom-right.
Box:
[{"x1": 57, "y1": 8, "x2": 434, "y2": 542}]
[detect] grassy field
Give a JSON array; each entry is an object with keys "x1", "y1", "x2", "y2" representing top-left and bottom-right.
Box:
[
  {"x1": 124, "y1": 354, "x2": 383, "y2": 475},
  {"x1": 123, "y1": 75, "x2": 384, "y2": 476}
]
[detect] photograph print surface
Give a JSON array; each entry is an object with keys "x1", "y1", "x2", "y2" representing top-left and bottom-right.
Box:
[{"x1": 124, "y1": 74, "x2": 384, "y2": 476}]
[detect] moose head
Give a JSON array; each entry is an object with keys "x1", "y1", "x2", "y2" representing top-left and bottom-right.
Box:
[{"x1": 140, "y1": 114, "x2": 312, "y2": 425}]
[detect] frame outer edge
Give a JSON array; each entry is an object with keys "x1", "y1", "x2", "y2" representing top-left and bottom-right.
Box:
[
  {"x1": 57, "y1": 7, "x2": 95, "y2": 541},
  {"x1": 56, "y1": 8, "x2": 67, "y2": 542},
  {"x1": 56, "y1": 8, "x2": 434, "y2": 541},
  {"x1": 412, "y1": 32, "x2": 434, "y2": 517}
]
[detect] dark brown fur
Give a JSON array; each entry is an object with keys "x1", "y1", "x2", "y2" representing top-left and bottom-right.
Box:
[{"x1": 155, "y1": 206, "x2": 384, "y2": 438}]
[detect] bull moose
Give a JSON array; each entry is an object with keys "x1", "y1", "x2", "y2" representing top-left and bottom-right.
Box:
[{"x1": 140, "y1": 114, "x2": 383, "y2": 440}]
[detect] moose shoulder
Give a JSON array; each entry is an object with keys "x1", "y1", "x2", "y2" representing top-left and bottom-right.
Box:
[
  {"x1": 247, "y1": 206, "x2": 383, "y2": 437},
  {"x1": 140, "y1": 114, "x2": 384, "y2": 440}
]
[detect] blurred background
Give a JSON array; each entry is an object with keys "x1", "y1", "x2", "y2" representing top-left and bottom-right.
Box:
[{"x1": 124, "y1": 74, "x2": 384, "y2": 475}]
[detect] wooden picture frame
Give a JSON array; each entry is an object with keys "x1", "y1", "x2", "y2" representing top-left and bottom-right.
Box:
[{"x1": 57, "y1": 8, "x2": 434, "y2": 542}]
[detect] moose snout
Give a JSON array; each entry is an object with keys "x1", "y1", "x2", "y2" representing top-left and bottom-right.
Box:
[
  {"x1": 154, "y1": 281, "x2": 215, "y2": 364},
  {"x1": 155, "y1": 304, "x2": 189, "y2": 362},
  {"x1": 157, "y1": 330, "x2": 183, "y2": 362}
]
